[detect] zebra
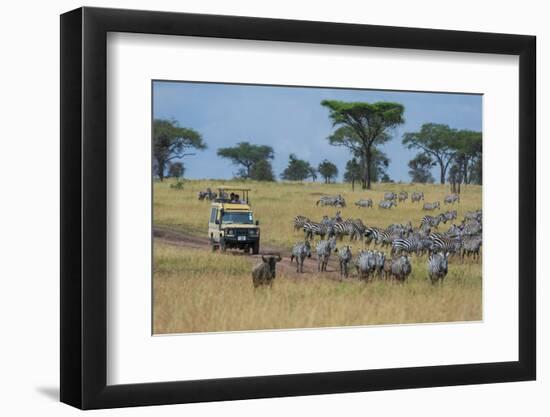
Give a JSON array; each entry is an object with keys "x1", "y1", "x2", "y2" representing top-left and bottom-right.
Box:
[
  {"x1": 461, "y1": 220, "x2": 482, "y2": 236},
  {"x1": 363, "y1": 226, "x2": 382, "y2": 246},
  {"x1": 373, "y1": 251, "x2": 386, "y2": 278},
  {"x1": 398, "y1": 191, "x2": 409, "y2": 202},
  {"x1": 423, "y1": 201, "x2": 440, "y2": 211},
  {"x1": 444, "y1": 193, "x2": 460, "y2": 204},
  {"x1": 446, "y1": 224, "x2": 464, "y2": 239},
  {"x1": 316, "y1": 195, "x2": 346, "y2": 207},
  {"x1": 391, "y1": 238, "x2": 419, "y2": 256},
  {"x1": 355, "y1": 250, "x2": 377, "y2": 280},
  {"x1": 443, "y1": 210, "x2": 457, "y2": 222},
  {"x1": 464, "y1": 210, "x2": 482, "y2": 223},
  {"x1": 429, "y1": 234, "x2": 462, "y2": 256},
  {"x1": 387, "y1": 222, "x2": 413, "y2": 237},
  {"x1": 421, "y1": 214, "x2": 442, "y2": 229},
  {"x1": 379, "y1": 199, "x2": 397, "y2": 209},
  {"x1": 338, "y1": 245, "x2": 353, "y2": 277},
  {"x1": 290, "y1": 241, "x2": 312, "y2": 273},
  {"x1": 461, "y1": 236, "x2": 482, "y2": 261},
  {"x1": 303, "y1": 222, "x2": 332, "y2": 240},
  {"x1": 389, "y1": 256, "x2": 412, "y2": 282},
  {"x1": 411, "y1": 191, "x2": 425, "y2": 202},
  {"x1": 427, "y1": 252, "x2": 449, "y2": 284},
  {"x1": 293, "y1": 215, "x2": 310, "y2": 232},
  {"x1": 316, "y1": 236, "x2": 337, "y2": 272},
  {"x1": 384, "y1": 192, "x2": 398, "y2": 201},
  {"x1": 355, "y1": 198, "x2": 373, "y2": 208},
  {"x1": 331, "y1": 220, "x2": 362, "y2": 241},
  {"x1": 375, "y1": 229, "x2": 394, "y2": 248}
]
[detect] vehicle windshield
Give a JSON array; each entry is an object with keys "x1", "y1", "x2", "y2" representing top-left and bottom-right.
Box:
[{"x1": 222, "y1": 211, "x2": 254, "y2": 224}]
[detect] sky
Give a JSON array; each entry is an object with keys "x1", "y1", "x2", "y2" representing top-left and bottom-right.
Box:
[{"x1": 152, "y1": 81, "x2": 482, "y2": 182}]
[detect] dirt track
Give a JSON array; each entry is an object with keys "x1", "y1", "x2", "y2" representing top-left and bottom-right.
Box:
[{"x1": 153, "y1": 227, "x2": 344, "y2": 279}]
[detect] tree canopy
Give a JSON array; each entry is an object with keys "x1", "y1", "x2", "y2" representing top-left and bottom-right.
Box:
[
  {"x1": 249, "y1": 159, "x2": 275, "y2": 181},
  {"x1": 322, "y1": 100, "x2": 404, "y2": 189},
  {"x1": 217, "y1": 142, "x2": 274, "y2": 179},
  {"x1": 408, "y1": 153, "x2": 435, "y2": 183},
  {"x1": 168, "y1": 161, "x2": 185, "y2": 179},
  {"x1": 280, "y1": 154, "x2": 315, "y2": 181},
  {"x1": 153, "y1": 119, "x2": 206, "y2": 181},
  {"x1": 318, "y1": 160, "x2": 338, "y2": 184}
]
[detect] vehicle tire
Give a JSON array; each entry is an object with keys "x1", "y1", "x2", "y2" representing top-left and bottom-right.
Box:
[{"x1": 252, "y1": 240, "x2": 260, "y2": 255}]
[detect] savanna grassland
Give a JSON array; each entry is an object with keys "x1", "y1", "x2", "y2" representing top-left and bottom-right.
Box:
[{"x1": 153, "y1": 179, "x2": 482, "y2": 334}]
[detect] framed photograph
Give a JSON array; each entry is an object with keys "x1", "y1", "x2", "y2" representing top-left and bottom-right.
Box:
[{"x1": 60, "y1": 7, "x2": 536, "y2": 409}]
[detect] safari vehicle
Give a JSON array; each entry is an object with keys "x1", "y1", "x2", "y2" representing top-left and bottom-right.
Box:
[{"x1": 208, "y1": 186, "x2": 260, "y2": 254}]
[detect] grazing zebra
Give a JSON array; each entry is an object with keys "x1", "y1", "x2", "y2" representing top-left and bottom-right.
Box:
[
  {"x1": 316, "y1": 236, "x2": 337, "y2": 272},
  {"x1": 355, "y1": 250, "x2": 377, "y2": 280},
  {"x1": 384, "y1": 192, "x2": 398, "y2": 201},
  {"x1": 427, "y1": 252, "x2": 449, "y2": 284},
  {"x1": 338, "y1": 245, "x2": 353, "y2": 277},
  {"x1": 290, "y1": 241, "x2": 312, "y2": 273},
  {"x1": 421, "y1": 214, "x2": 442, "y2": 229},
  {"x1": 461, "y1": 220, "x2": 482, "y2": 236},
  {"x1": 387, "y1": 222, "x2": 413, "y2": 237},
  {"x1": 423, "y1": 201, "x2": 440, "y2": 211},
  {"x1": 389, "y1": 256, "x2": 412, "y2": 282},
  {"x1": 355, "y1": 198, "x2": 373, "y2": 208},
  {"x1": 293, "y1": 215, "x2": 310, "y2": 232},
  {"x1": 443, "y1": 210, "x2": 457, "y2": 222},
  {"x1": 461, "y1": 236, "x2": 482, "y2": 261},
  {"x1": 303, "y1": 222, "x2": 332, "y2": 240},
  {"x1": 398, "y1": 191, "x2": 409, "y2": 202},
  {"x1": 363, "y1": 227, "x2": 382, "y2": 246},
  {"x1": 444, "y1": 193, "x2": 460, "y2": 204},
  {"x1": 464, "y1": 210, "x2": 482, "y2": 223},
  {"x1": 379, "y1": 199, "x2": 397, "y2": 209},
  {"x1": 316, "y1": 195, "x2": 346, "y2": 207},
  {"x1": 411, "y1": 191, "x2": 425, "y2": 202}
]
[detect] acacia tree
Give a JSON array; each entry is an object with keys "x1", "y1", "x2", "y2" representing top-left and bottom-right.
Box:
[
  {"x1": 308, "y1": 166, "x2": 318, "y2": 182},
  {"x1": 453, "y1": 130, "x2": 482, "y2": 184},
  {"x1": 318, "y1": 160, "x2": 338, "y2": 184},
  {"x1": 153, "y1": 119, "x2": 206, "y2": 181},
  {"x1": 249, "y1": 159, "x2": 275, "y2": 181},
  {"x1": 217, "y1": 142, "x2": 274, "y2": 179},
  {"x1": 408, "y1": 153, "x2": 435, "y2": 183},
  {"x1": 168, "y1": 161, "x2": 185, "y2": 179},
  {"x1": 344, "y1": 158, "x2": 361, "y2": 190},
  {"x1": 402, "y1": 123, "x2": 456, "y2": 184},
  {"x1": 322, "y1": 100, "x2": 405, "y2": 189},
  {"x1": 280, "y1": 154, "x2": 314, "y2": 181}
]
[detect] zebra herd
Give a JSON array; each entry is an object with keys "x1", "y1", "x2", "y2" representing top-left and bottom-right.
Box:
[
  {"x1": 289, "y1": 204, "x2": 482, "y2": 284},
  {"x1": 350, "y1": 191, "x2": 460, "y2": 211}
]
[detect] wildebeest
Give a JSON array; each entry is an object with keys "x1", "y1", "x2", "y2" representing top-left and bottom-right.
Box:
[
  {"x1": 316, "y1": 236, "x2": 337, "y2": 272},
  {"x1": 427, "y1": 252, "x2": 449, "y2": 284},
  {"x1": 355, "y1": 198, "x2": 373, "y2": 208},
  {"x1": 290, "y1": 241, "x2": 312, "y2": 273},
  {"x1": 389, "y1": 256, "x2": 412, "y2": 282},
  {"x1": 338, "y1": 245, "x2": 353, "y2": 277},
  {"x1": 423, "y1": 201, "x2": 440, "y2": 211},
  {"x1": 444, "y1": 193, "x2": 460, "y2": 204},
  {"x1": 379, "y1": 199, "x2": 397, "y2": 209},
  {"x1": 252, "y1": 255, "x2": 282, "y2": 288},
  {"x1": 411, "y1": 191, "x2": 424, "y2": 202}
]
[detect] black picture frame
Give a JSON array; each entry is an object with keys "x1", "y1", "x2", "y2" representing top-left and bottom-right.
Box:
[{"x1": 60, "y1": 6, "x2": 536, "y2": 410}]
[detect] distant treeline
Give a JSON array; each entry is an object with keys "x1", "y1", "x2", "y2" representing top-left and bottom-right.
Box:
[{"x1": 153, "y1": 100, "x2": 482, "y2": 190}]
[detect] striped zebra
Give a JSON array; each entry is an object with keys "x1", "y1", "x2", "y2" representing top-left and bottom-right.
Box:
[
  {"x1": 443, "y1": 210, "x2": 457, "y2": 222},
  {"x1": 355, "y1": 198, "x2": 373, "y2": 208},
  {"x1": 384, "y1": 192, "x2": 398, "y2": 201},
  {"x1": 421, "y1": 214, "x2": 442, "y2": 229},
  {"x1": 461, "y1": 236, "x2": 482, "y2": 261},
  {"x1": 398, "y1": 191, "x2": 409, "y2": 202},
  {"x1": 423, "y1": 201, "x2": 440, "y2": 211},
  {"x1": 338, "y1": 245, "x2": 353, "y2": 277},
  {"x1": 461, "y1": 220, "x2": 482, "y2": 236},
  {"x1": 316, "y1": 195, "x2": 346, "y2": 207},
  {"x1": 391, "y1": 237, "x2": 420, "y2": 256},
  {"x1": 427, "y1": 252, "x2": 449, "y2": 284},
  {"x1": 464, "y1": 210, "x2": 482, "y2": 223},
  {"x1": 444, "y1": 193, "x2": 460, "y2": 204},
  {"x1": 363, "y1": 226, "x2": 382, "y2": 246},
  {"x1": 355, "y1": 250, "x2": 377, "y2": 280},
  {"x1": 411, "y1": 191, "x2": 425, "y2": 202},
  {"x1": 293, "y1": 215, "x2": 310, "y2": 232},
  {"x1": 331, "y1": 220, "x2": 362, "y2": 241},
  {"x1": 303, "y1": 222, "x2": 332, "y2": 240},
  {"x1": 389, "y1": 256, "x2": 412, "y2": 282},
  {"x1": 290, "y1": 241, "x2": 312, "y2": 273},
  {"x1": 375, "y1": 230, "x2": 395, "y2": 248},
  {"x1": 379, "y1": 199, "x2": 397, "y2": 209},
  {"x1": 316, "y1": 236, "x2": 337, "y2": 272},
  {"x1": 429, "y1": 234, "x2": 462, "y2": 255}
]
